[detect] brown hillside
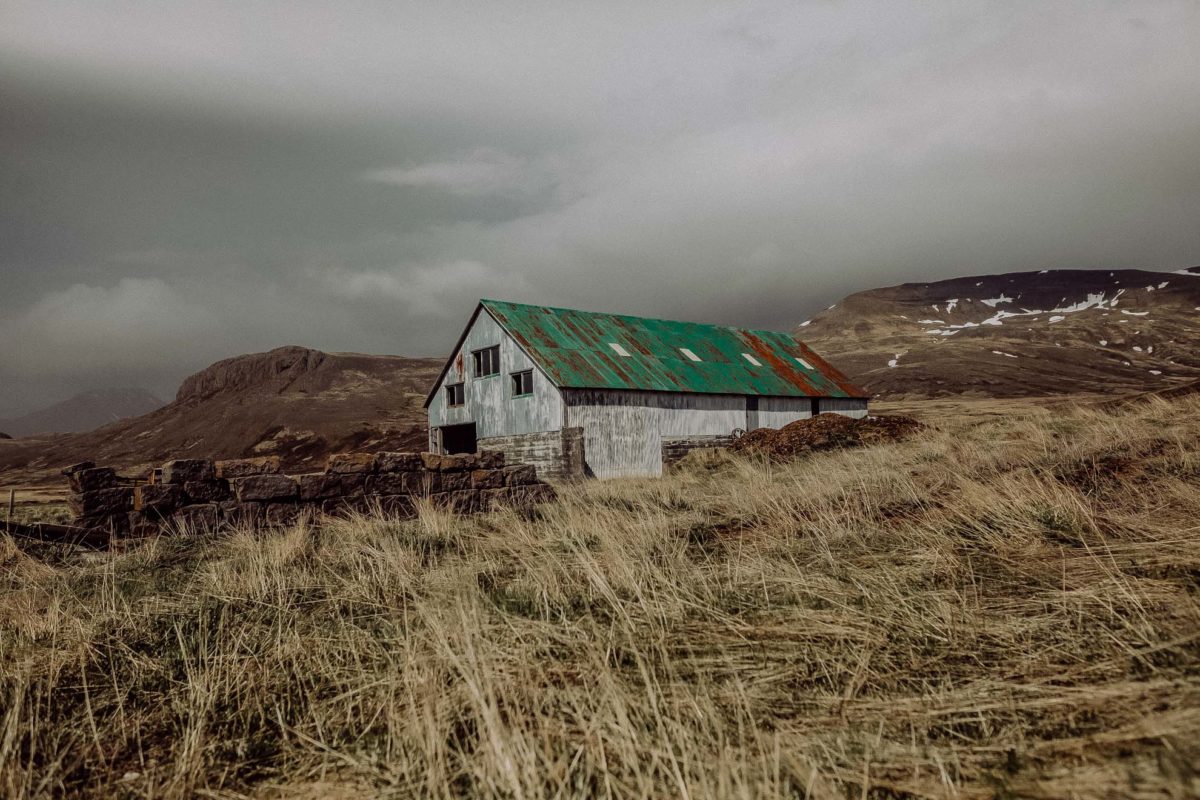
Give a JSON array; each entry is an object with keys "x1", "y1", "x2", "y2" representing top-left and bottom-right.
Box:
[
  {"x1": 800, "y1": 268, "x2": 1200, "y2": 399},
  {"x1": 0, "y1": 346, "x2": 442, "y2": 484}
]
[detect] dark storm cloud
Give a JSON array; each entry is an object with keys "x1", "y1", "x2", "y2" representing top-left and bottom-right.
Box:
[{"x1": 2, "y1": 1, "x2": 1199, "y2": 414}]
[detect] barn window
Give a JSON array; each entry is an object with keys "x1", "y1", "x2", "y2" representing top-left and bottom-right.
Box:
[
  {"x1": 742, "y1": 353, "x2": 762, "y2": 366},
  {"x1": 472, "y1": 345, "x2": 500, "y2": 377},
  {"x1": 608, "y1": 342, "x2": 632, "y2": 357},
  {"x1": 446, "y1": 382, "x2": 465, "y2": 407},
  {"x1": 679, "y1": 348, "x2": 701, "y2": 362},
  {"x1": 794, "y1": 357, "x2": 814, "y2": 370},
  {"x1": 511, "y1": 369, "x2": 533, "y2": 397}
]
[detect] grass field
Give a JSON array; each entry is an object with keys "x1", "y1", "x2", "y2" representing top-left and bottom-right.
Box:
[{"x1": 2, "y1": 397, "x2": 1198, "y2": 798}]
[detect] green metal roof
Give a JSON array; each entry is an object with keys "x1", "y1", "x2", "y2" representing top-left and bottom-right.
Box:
[{"x1": 445, "y1": 299, "x2": 866, "y2": 400}]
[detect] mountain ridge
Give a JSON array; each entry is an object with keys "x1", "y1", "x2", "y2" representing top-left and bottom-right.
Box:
[
  {"x1": 0, "y1": 387, "x2": 164, "y2": 438},
  {"x1": 0, "y1": 346, "x2": 443, "y2": 484},
  {"x1": 798, "y1": 268, "x2": 1200, "y2": 399}
]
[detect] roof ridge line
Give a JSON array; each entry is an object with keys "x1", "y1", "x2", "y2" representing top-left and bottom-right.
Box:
[{"x1": 480, "y1": 298, "x2": 798, "y2": 338}]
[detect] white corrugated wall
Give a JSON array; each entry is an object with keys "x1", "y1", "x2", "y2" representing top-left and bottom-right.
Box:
[
  {"x1": 818, "y1": 397, "x2": 869, "y2": 418},
  {"x1": 564, "y1": 390, "x2": 746, "y2": 479}
]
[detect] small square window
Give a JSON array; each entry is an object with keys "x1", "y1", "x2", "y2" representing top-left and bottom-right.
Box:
[
  {"x1": 446, "y1": 382, "x2": 465, "y2": 406},
  {"x1": 794, "y1": 357, "x2": 814, "y2": 370},
  {"x1": 608, "y1": 342, "x2": 631, "y2": 357},
  {"x1": 679, "y1": 348, "x2": 701, "y2": 362},
  {"x1": 742, "y1": 353, "x2": 762, "y2": 366},
  {"x1": 472, "y1": 345, "x2": 500, "y2": 377},
  {"x1": 511, "y1": 369, "x2": 533, "y2": 396}
]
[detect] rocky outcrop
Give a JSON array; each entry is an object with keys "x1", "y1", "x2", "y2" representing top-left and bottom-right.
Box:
[
  {"x1": 65, "y1": 451, "x2": 556, "y2": 541},
  {"x1": 175, "y1": 346, "x2": 327, "y2": 403}
]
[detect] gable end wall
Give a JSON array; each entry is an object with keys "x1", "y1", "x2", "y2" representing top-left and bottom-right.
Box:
[{"x1": 427, "y1": 310, "x2": 564, "y2": 446}]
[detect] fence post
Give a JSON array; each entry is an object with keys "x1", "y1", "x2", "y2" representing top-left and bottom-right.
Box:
[{"x1": 5, "y1": 489, "x2": 13, "y2": 534}]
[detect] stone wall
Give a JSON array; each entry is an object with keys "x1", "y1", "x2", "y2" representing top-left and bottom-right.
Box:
[
  {"x1": 63, "y1": 450, "x2": 555, "y2": 540},
  {"x1": 660, "y1": 435, "x2": 736, "y2": 470},
  {"x1": 476, "y1": 427, "x2": 585, "y2": 482}
]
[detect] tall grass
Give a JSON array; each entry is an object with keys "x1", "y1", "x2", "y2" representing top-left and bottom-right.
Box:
[{"x1": 2, "y1": 398, "x2": 1198, "y2": 798}]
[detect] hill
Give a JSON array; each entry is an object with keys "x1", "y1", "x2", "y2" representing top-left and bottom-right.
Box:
[
  {"x1": 0, "y1": 387, "x2": 164, "y2": 437},
  {"x1": 3, "y1": 394, "x2": 1197, "y2": 797},
  {"x1": 799, "y1": 268, "x2": 1200, "y2": 399},
  {"x1": 0, "y1": 346, "x2": 442, "y2": 484}
]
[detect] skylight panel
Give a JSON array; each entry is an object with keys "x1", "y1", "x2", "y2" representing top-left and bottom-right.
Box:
[
  {"x1": 794, "y1": 357, "x2": 814, "y2": 370},
  {"x1": 608, "y1": 342, "x2": 631, "y2": 357},
  {"x1": 679, "y1": 348, "x2": 701, "y2": 362},
  {"x1": 742, "y1": 353, "x2": 762, "y2": 366}
]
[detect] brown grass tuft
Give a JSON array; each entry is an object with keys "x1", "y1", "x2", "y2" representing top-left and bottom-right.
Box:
[{"x1": 2, "y1": 397, "x2": 1199, "y2": 798}]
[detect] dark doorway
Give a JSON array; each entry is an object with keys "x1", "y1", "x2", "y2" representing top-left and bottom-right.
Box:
[
  {"x1": 440, "y1": 422, "x2": 477, "y2": 454},
  {"x1": 810, "y1": 398, "x2": 820, "y2": 417}
]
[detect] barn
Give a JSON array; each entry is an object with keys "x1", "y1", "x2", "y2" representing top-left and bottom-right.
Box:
[{"x1": 425, "y1": 300, "x2": 869, "y2": 480}]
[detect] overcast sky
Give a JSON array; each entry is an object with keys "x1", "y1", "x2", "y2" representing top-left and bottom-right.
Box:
[{"x1": 2, "y1": 1, "x2": 1199, "y2": 414}]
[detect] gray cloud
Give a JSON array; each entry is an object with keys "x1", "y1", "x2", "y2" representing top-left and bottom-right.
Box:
[{"x1": 2, "y1": 1, "x2": 1199, "y2": 414}]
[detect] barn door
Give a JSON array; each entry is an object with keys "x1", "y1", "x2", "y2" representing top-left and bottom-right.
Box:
[{"x1": 440, "y1": 422, "x2": 478, "y2": 454}]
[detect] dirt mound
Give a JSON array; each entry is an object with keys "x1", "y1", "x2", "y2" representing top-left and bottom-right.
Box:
[{"x1": 730, "y1": 414, "x2": 921, "y2": 460}]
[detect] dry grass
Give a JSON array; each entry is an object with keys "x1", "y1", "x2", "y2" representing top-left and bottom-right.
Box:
[{"x1": 2, "y1": 398, "x2": 1199, "y2": 798}]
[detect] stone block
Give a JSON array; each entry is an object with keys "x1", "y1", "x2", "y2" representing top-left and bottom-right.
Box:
[
  {"x1": 233, "y1": 474, "x2": 298, "y2": 502},
  {"x1": 127, "y1": 511, "x2": 160, "y2": 538},
  {"x1": 373, "y1": 452, "x2": 423, "y2": 473},
  {"x1": 62, "y1": 461, "x2": 96, "y2": 476},
  {"x1": 442, "y1": 471, "x2": 472, "y2": 491},
  {"x1": 173, "y1": 504, "x2": 219, "y2": 531},
  {"x1": 67, "y1": 467, "x2": 119, "y2": 494},
  {"x1": 162, "y1": 459, "x2": 216, "y2": 484},
  {"x1": 326, "y1": 452, "x2": 376, "y2": 474},
  {"x1": 184, "y1": 479, "x2": 231, "y2": 504},
  {"x1": 69, "y1": 487, "x2": 133, "y2": 518},
  {"x1": 215, "y1": 456, "x2": 281, "y2": 479},
  {"x1": 471, "y1": 469, "x2": 505, "y2": 489},
  {"x1": 432, "y1": 489, "x2": 480, "y2": 513},
  {"x1": 134, "y1": 483, "x2": 183, "y2": 515},
  {"x1": 421, "y1": 452, "x2": 477, "y2": 471},
  {"x1": 377, "y1": 494, "x2": 417, "y2": 518},
  {"x1": 366, "y1": 471, "x2": 422, "y2": 496},
  {"x1": 299, "y1": 473, "x2": 337, "y2": 501},
  {"x1": 264, "y1": 503, "x2": 302, "y2": 528},
  {"x1": 410, "y1": 472, "x2": 435, "y2": 496},
  {"x1": 451, "y1": 453, "x2": 480, "y2": 470},
  {"x1": 476, "y1": 450, "x2": 505, "y2": 469},
  {"x1": 220, "y1": 500, "x2": 263, "y2": 528},
  {"x1": 420, "y1": 452, "x2": 446, "y2": 471},
  {"x1": 481, "y1": 488, "x2": 512, "y2": 511},
  {"x1": 298, "y1": 472, "x2": 364, "y2": 501},
  {"x1": 422, "y1": 470, "x2": 470, "y2": 494},
  {"x1": 503, "y1": 464, "x2": 538, "y2": 486},
  {"x1": 339, "y1": 473, "x2": 368, "y2": 494},
  {"x1": 321, "y1": 496, "x2": 371, "y2": 517},
  {"x1": 75, "y1": 513, "x2": 130, "y2": 537}
]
